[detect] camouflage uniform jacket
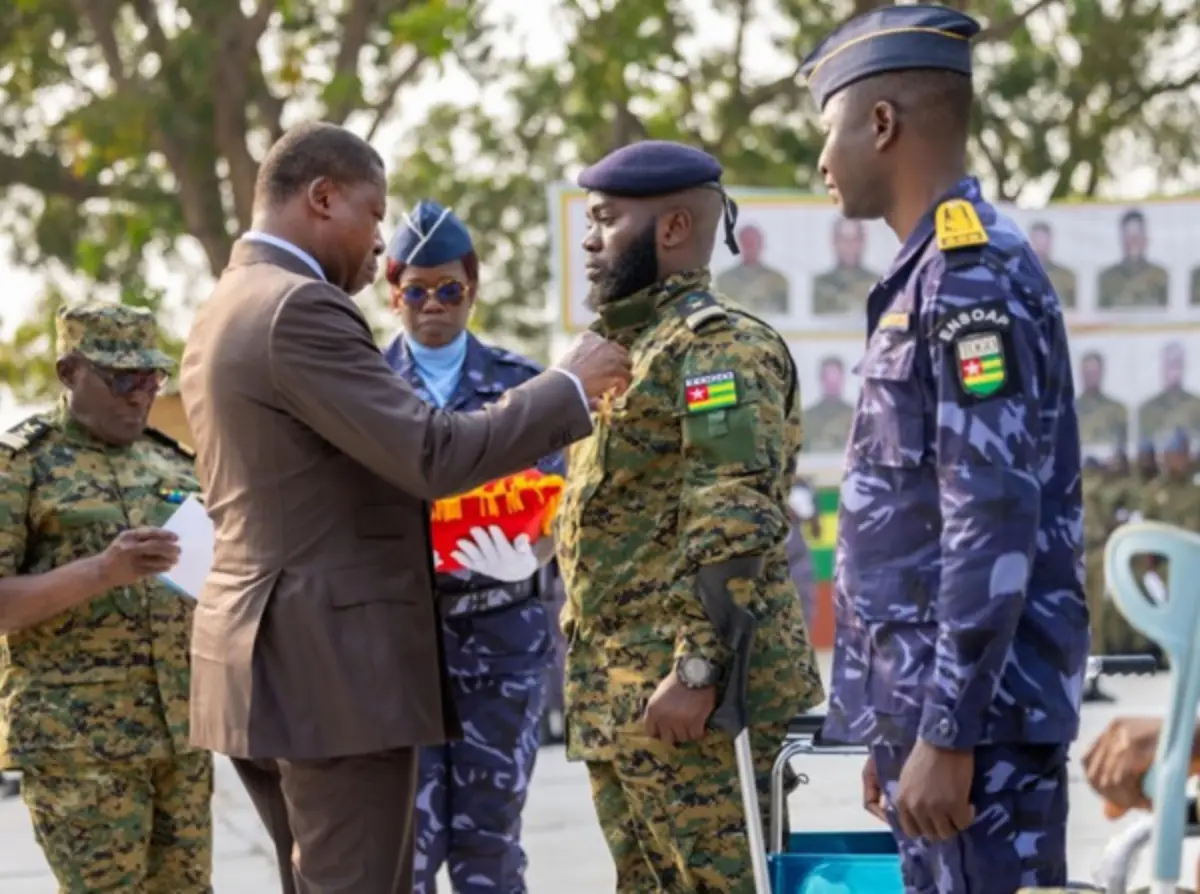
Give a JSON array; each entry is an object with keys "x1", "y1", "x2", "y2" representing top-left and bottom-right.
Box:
[
  {"x1": 0, "y1": 405, "x2": 200, "y2": 768},
  {"x1": 826, "y1": 177, "x2": 1088, "y2": 751},
  {"x1": 556, "y1": 270, "x2": 824, "y2": 763},
  {"x1": 384, "y1": 331, "x2": 565, "y2": 678}
]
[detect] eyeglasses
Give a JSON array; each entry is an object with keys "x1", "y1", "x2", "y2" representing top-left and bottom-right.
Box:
[
  {"x1": 85, "y1": 361, "x2": 168, "y2": 397},
  {"x1": 399, "y1": 278, "x2": 470, "y2": 307}
]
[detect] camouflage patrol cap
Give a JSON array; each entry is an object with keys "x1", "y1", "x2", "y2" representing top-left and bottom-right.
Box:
[{"x1": 55, "y1": 301, "x2": 173, "y2": 371}]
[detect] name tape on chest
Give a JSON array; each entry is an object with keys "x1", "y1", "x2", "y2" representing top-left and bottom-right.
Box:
[
  {"x1": 878, "y1": 311, "x2": 910, "y2": 332},
  {"x1": 684, "y1": 370, "x2": 739, "y2": 413},
  {"x1": 935, "y1": 199, "x2": 989, "y2": 252}
]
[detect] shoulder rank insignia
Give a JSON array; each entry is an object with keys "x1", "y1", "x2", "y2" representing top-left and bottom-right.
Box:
[
  {"x1": 684, "y1": 371, "x2": 739, "y2": 413},
  {"x1": 0, "y1": 416, "x2": 52, "y2": 455},
  {"x1": 145, "y1": 427, "x2": 196, "y2": 460},
  {"x1": 878, "y1": 311, "x2": 910, "y2": 332},
  {"x1": 677, "y1": 292, "x2": 728, "y2": 333},
  {"x1": 934, "y1": 199, "x2": 989, "y2": 252}
]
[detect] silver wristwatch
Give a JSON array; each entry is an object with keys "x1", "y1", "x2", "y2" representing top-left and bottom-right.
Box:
[{"x1": 676, "y1": 655, "x2": 720, "y2": 689}]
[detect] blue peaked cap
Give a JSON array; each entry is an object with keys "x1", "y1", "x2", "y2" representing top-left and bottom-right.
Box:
[
  {"x1": 800, "y1": 4, "x2": 981, "y2": 110},
  {"x1": 577, "y1": 140, "x2": 741, "y2": 255},
  {"x1": 387, "y1": 199, "x2": 473, "y2": 267},
  {"x1": 1164, "y1": 427, "x2": 1191, "y2": 453}
]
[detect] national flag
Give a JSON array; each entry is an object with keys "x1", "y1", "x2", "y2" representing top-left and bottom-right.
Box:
[{"x1": 685, "y1": 371, "x2": 738, "y2": 413}]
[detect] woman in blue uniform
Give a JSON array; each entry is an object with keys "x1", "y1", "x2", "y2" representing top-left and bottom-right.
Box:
[{"x1": 383, "y1": 200, "x2": 563, "y2": 894}]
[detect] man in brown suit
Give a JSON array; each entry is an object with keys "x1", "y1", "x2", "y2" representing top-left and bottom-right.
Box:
[{"x1": 179, "y1": 122, "x2": 631, "y2": 894}]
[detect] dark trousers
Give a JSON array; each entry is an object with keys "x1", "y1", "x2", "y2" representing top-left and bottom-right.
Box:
[{"x1": 233, "y1": 748, "x2": 418, "y2": 894}]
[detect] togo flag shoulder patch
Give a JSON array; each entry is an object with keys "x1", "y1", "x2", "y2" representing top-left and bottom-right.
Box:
[
  {"x1": 955, "y1": 332, "x2": 1007, "y2": 397},
  {"x1": 684, "y1": 370, "x2": 739, "y2": 413}
]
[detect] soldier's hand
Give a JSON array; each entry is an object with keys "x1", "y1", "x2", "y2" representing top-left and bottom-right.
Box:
[
  {"x1": 555, "y1": 332, "x2": 632, "y2": 402},
  {"x1": 861, "y1": 755, "x2": 888, "y2": 823},
  {"x1": 893, "y1": 740, "x2": 975, "y2": 841},
  {"x1": 100, "y1": 528, "x2": 181, "y2": 588},
  {"x1": 642, "y1": 673, "x2": 715, "y2": 746},
  {"x1": 1083, "y1": 716, "x2": 1160, "y2": 814}
]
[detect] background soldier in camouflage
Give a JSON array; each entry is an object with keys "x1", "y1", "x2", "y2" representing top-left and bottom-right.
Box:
[
  {"x1": 801, "y1": 356, "x2": 855, "y2": 453},
  {"x1": 559, "y1": 140, "x2": 822, "y2": 893},
  {"x1": 804, "y1": 8, "x2": 1086, "y2": 892},
  {"x1": 713, "y1": 223, "x2": 791, "y2": 315},
  {"x1": 1079, "y1": 458, "x2": 1115, "y2": 701},
  {"x1": 1137, "y1": 340, "x2": 1200, "y2": 446},
  {"x1": 1028, "y1": 221, "x2": 1077, "y2": 310},
  {"x1": 0, "y1": 302, "x2": 212, "y2": 892},
  {"x1": 811, "y1": 217, "x2": 881, "y2": 316},
  {"x1": 1096, "y1": 208, "x2": 1169, "y2": 309},
  {"x1": 1075, "y1": 350, "x2": 1128, "y2": 449}
]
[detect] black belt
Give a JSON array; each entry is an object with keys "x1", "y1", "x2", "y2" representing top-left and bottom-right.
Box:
[{"x1": 437, "y1": 579, "x2": 536, "y2": 618}]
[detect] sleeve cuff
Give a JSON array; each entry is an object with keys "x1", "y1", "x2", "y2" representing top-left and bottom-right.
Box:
[
  {"x1": 918, "y1": 701, "x2": 981, "y2": 751},
  {"x1": 548, "y1": 368, "x2": 589, "y2": 412}
]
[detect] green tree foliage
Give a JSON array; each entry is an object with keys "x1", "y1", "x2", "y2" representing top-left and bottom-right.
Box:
[
  {"x1": 391, "y1": 0, "x2": 1200, "y2": 360},
  {"x1": 0, "y1": 0, "x2": 476, "y2": 400}
]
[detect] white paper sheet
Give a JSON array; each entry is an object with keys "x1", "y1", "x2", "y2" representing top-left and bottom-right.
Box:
[{"x1": 157, "y1": 495, "x2": 214, "y2": 600}]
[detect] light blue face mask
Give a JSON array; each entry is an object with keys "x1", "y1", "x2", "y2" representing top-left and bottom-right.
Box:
[{"x1": 407, "y1": 330, "x2": 468, "y2": 407}]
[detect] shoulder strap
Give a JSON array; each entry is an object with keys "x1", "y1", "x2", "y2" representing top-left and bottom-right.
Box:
[
  {"x1": 144, "y1": 427, "x2": 195, "y2": 460},
  {"x1": 0, "y1": 416, "x2": 53, "y2": 456},
  {"x1": 676, "y1": 291, "x2": 729, "y2": 333}
]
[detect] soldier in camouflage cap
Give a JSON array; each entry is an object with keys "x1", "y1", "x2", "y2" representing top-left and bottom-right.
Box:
[
  {"x1": 560, "y1": 139, "x2": 823, "y2": 891},
  {"x1": 56, "y1": 301, "x2": 175, "y2": 371},
  {"x1": 0, "y1": 300, "x2": 211, "y2": 891}
]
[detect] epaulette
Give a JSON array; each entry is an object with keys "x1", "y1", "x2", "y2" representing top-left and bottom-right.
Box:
[
  {"x1": 676, "y1": 292, "x2": 728, "y2": 333},
  {"x1": 0, "y1": 416, "x2": 53, "y2": 456},
  {"x1": 145, "y1": 427, "x2": 195, "y2": 460}
]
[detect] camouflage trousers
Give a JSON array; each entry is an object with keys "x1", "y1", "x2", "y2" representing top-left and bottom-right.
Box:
[
  {"x1": 413, "y1": 673, "x2": 546, "y2": 893},
  {"x1": 873, "y1": 743, "x2": 1069, "y2": 894},
  {"x1": 21, "y1": 749, "x2": 213, "y2": 893},
  {"x1": 586, "y1": 720, "x2": 787, "y2": 894}
]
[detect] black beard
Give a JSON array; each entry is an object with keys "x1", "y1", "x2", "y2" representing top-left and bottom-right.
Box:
[{"x1": 585, "y1": 220, "x2": 659, "y2": 310}]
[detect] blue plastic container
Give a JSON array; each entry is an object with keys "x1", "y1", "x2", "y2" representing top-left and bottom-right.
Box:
[{"x1": 769, "y1": 831, "x2": 904, "y2": 893}]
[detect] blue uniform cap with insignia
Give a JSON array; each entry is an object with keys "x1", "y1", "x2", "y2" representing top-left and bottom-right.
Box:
[
  {"x1": 577, "y1": 140, "x2": 742, "y2": 256},
  {"x1": 388, "y1": 199, "x2": 473, "y2": 268},
  {"x1": 800, "y1": 4, "x2": 982, "y2": 110},
  {"x1": 1163, "y1": 427, "x2": 1191, "y2": 454}
]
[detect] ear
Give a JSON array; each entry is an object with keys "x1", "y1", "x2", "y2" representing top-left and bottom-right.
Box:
[
  {"x1": 659, "y1": 208, "x2": 692, "y2": 250},
  {"x1": 872, "y1": 100, "x2": 899, "y2": 152},
  {"x1": 55, "y1": 356, "x2": 76, "y2": 388},
  {"x1": 306, "y1": 177, "x2": 335, "y2": 220}
]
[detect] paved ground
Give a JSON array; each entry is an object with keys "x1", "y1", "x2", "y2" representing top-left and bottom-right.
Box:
[{"x1": 2, "y1": 658, "x2": 1196, "y2": 892}]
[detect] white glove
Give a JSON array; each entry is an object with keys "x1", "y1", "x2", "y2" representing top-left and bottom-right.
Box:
[{"x1": 451, "y1": 525, "x2": 539, "y2": 582}]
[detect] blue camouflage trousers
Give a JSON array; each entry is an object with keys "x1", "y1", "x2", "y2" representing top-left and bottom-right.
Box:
[
  {"x1": 872, "y1": 743, "x2": 1069, "y2": 894},
  {"x1": 413, "y1": 673, "x2": 546, "y2": 893}
]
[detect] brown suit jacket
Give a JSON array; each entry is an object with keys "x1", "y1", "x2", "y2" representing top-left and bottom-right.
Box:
[{"x1": 179, "y1": 239, "x2": 592, "y2": 761}]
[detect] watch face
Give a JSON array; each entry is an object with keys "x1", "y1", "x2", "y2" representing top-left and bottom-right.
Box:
[{"x1": 681, "y1": 657, "x2": 714, "y2": 686}]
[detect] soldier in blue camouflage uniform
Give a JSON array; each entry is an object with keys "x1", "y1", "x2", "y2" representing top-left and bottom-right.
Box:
[
  {"x1": 0, "y1": 302, "x2": 211, "y2": 892},
  {"x1": 802, "y1": 8, "x2": 1087, "y2": 893},
  {"x1": 382, "y1": 200, "x2": 563, "y2": 894}
]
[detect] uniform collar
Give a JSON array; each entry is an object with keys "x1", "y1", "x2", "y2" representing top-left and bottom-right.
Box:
[
  {"x1": 866, "y1": 176, "x2": 983, "y2": 336},
  {"x1": 386, "y1": 331, "x2": 503, "y2": 405},
  {"x1": 591, "y1": 269, "x2": 712, "y2": 340}
]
